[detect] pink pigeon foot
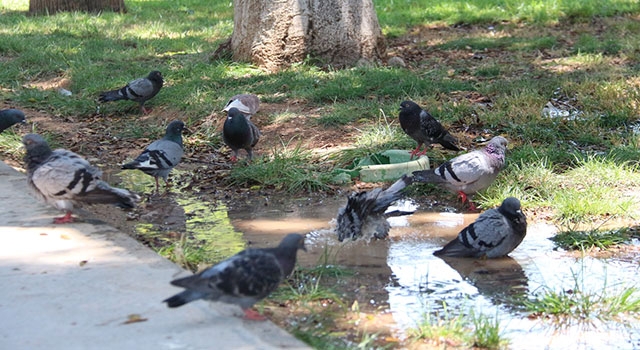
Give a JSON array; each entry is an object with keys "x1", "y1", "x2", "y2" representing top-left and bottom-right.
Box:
[
  {"x1": 243, "y1": 308, "x2": 267, "y2": 321},
  {"x1": 53, "y1": 211, "x2": 75, "y2": 224}
]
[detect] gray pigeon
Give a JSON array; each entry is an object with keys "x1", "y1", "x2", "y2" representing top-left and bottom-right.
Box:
[
  {"x1": 412, "y1": 136, "x2": 508, "y2": 211},
  {"x1": 22, "y1": 134, "x2": 140, "y2": 224},
  {"x1": 163, "y1": 233, "x2": 306, "y2": 320},
  {"x1": 223, "y1": 94, "x2": 260, "y2": 118},
  {"x1": 434, "y1": 197, "x2": 527, "y2": 258},
  {"x1": 398, "y1": 100, "x2": 460, "y2": 159},
  {"x1": 0, "y1": 109, "x2": 26, "y2": 133},
  {"x1": 122, "y1": 120, "x2": 185, "y2": 193},
  {"x1": 336, "y1": 175, "x2": 414, "y2": 242},
  {"x1": 223, "y1": 107, "x2": 261, "y2": 162},
  {"x1": 98, "y1": 70, "x2": 163, "y2": 114}
]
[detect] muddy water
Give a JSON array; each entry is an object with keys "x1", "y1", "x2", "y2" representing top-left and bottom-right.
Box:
[
  {"x1": 229, "y1": 197, "x2": 640, "y2": 350},
  {"x1": 107, "y1": 170, "x2": 640, "y2": 349}
]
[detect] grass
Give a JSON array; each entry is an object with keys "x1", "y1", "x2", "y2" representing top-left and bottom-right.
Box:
[
  {"x1": 525, "y1": 270, "x2": 640, "y2": 324},
  {"x1": 408, "y1": 303, "x2": 509, "y2": 349},
  {"x1": 551, "y1": 228, "x2": 632, "y2": 251}
]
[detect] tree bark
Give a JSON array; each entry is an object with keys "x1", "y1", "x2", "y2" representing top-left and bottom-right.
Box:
[
  {"x1": 29, "y1": 0, "x2": 126, "y2": 15},
  {"x1": 231, "y1": 0, "x2": 386, "y2": 72}
]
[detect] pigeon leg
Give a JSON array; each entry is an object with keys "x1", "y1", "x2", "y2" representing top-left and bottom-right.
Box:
[
  {"x1": 243, "y1": 308, "x2": 267, "y2": 321},
  {"x1": 409, "y1": 144, "x2": 423, "y2": 159},
  {"x1": 230, "y1": 155, "x2": 238, "y2": 163},
  {"x1": 53, "y1": 211, "x2": 75, "y2": 224},
  {"x1": 457, "y1": 191, "x2": 478, "y2": 212},
  {"x1": 154, "y1": 177, "x2": 161, "y2": 194},
  {"x1": 414, "y1": 148, "x2": 428, "y2": 157}
]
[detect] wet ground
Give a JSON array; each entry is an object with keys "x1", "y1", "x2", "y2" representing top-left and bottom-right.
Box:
[{"x1": 89, "y1": 168, "x2": 640, "y2": 350}]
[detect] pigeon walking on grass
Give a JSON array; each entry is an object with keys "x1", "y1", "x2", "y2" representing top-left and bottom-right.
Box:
[
  {"x1": 0, "y1": 109, "x2": 26, "y2": 133},
  {"x1": 434, "y1": 197, "x2": 527, "y2": 258},
  {"x1": 223, "y1": 94, "x2": 260, "y2": 118},
  {"x1": 398, "y1": 100, "x2": 460, "y2": 159},
  {"x1": 223, "y1": 107, "x2": 260, "y2": 162},
  {"x1": 22, "y1": 134, "x2": 139, "y2": 224},
  {"x1": 163, "y1": 233, "x2": 306, "y2": 321},
  {"x1": 412, "y1": 136, "x2": 508, "y2": 211},
  {"x1": 98, "y1": 70, "x2": 163, "y2": 114},
  {"x1": 336, "y1": 175, "x2": 414, "y2": 242},
  {"x1": 121, "y1": 120, "x2": 185, "y2": 193}
]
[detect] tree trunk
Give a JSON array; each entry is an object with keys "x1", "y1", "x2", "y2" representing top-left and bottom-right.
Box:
[
  {"x1": 231, "y1": 0, "x2": 386, "y2": 72},
  {"x1": 29, "y1": 0, "x2": 126, "y2": 15}
]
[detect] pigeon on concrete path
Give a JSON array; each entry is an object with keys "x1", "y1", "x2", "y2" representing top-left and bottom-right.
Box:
[
  {"x1": 163, "y1": 233, "x2": 306, "y2": 321},
  {"x1": 398, "y1": 100, "x2": 460, "y2": 159},
  {"x1": 412, "y1": 136, "x2": 508, "y2": 211},
  {"x1": 98, "y1": 70, "x2": 163, "y2": 114},
  {"x1": 22, "y1": 134, "x2": 139, "y2": 224},
  {"x1": 434, "y1": 197, "x2": 527, "y2": 258},
  {"x1": 121, "y1": 120, "x2": 185, "y2": 193}
]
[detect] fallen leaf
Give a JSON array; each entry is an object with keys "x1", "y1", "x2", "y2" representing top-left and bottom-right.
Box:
[
  {"x1": 60, "y1": 234, "x2": 71, "y2": 240},
  {"x1": 122, "y1": 314, "x2": 148, "y2": 325},
  {"x1": 79, "y1": 260, "x2": 88, "y2": 267}
]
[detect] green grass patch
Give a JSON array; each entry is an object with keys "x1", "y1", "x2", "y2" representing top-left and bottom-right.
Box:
[
  {"x1": 551, "y1": 228, "x2": 632, "y2": 251},
  {"x1": 408, "y1": 303, "x2": 509, "y2": 349},
  {"x1": 228, "y1": 140, "x2": 334, "y2": 193},
  {"x1": 525, "y1": 272, "x2": 640, "y2": 323}
]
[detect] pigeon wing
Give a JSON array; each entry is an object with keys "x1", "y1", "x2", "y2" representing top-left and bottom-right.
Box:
[{"x1": 31, "y1": 150, "x2": 102, "y2": 201}]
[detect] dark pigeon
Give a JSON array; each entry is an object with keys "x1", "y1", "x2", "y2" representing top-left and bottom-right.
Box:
[
  {"x1": 0, "y1": 109, "x2": 26, "y2": 133},
  {"x1": 98, "y1": 70, "x2": 163, "y2": 114},
  {"x1": 398, "y1": 100, "x2": 460, "y2": 159},
  {"x1": 434, "y1": 197, "x2": 527, "y2": 258},
  {"x1": 163, "y1": 233, "x2": 306, "y2": 320},
  {"x1": 223, "y1": 107, "x2": 261, "y2": 162},
  {"x1": 223, "y1": 94, "x2": 260, "y2": 119},
  {"x1": 412, "y1": 136, "x2": 508, "y2": 211},
  {"x1": 22, "y1": 134, "x2": 139, "y2": 224},
  {"x1": 121, "y1": 120, "x2": 185, "y2": 193},
  {"x1": 336, "y1": 175, "x2": 414, "y2": 242}
]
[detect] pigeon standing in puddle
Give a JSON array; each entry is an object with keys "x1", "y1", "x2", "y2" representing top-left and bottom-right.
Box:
[
  {"x1": 336, "y1": 175, "x2": 414, "y2": 241},
  {"x1": 434, "y1": 197, "x2": 527, "y2": 258},
  {"x1": 121, "y1": 120, "x2": 185, "y2": 193}
]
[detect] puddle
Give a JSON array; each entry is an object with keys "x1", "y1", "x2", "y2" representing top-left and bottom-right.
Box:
[{"x1": 106, "y1": 169, "x2": 640, "y2": 349}]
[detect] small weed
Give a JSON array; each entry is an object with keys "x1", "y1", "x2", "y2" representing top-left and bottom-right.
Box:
[
  {"x1": 551, "y1": 228, "x2": 631, "y2": 251},
  {"x1": 471, "y1": 311, "x2": 509, "y2": 349},
  {"x1": 525, "y1": 269, "x2": 640, "y2": 324}
]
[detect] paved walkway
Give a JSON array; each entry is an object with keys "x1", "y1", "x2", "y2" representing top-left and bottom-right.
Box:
[{"x1": 0, "y1": 161, "x2": 308, "y2": 350}]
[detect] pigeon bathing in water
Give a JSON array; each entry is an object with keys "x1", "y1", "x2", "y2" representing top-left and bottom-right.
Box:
[
  {"x1": 164, "y1": 233, "x2": 306, "y2": 321},
  {"x1": 434, "y1": 197, "x2": 527, "y2": 258},
  {"x1": 121, "y1": 120, "x2": 185, "y2": 193},
  {"x1": 398, "y1": 100, "x2": 460, "y2": 159},
  {"x1": 223, "y1": 107, "x2": 261, "y2": 162},
  {"x1": 336, "y1": 175, "x2": 414, "y2": 242},
  {"x1": 0, "y1": 109, "x2": 26, "y2": 133},
  {"x1": 223, "y1": 94, "x2": 260, "y2": 118},
  {"x1": 412, "y1": 136, "x2": 508, "y2": 211},
  {"x1": 22, "y1": 134, "x2": 139, "y2": 224},
  {"x1": 98, "y1": 70, "x2": 163, "y2": 114}
]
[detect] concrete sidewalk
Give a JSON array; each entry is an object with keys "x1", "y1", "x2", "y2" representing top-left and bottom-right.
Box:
[{"x1": 0, "y1": 161, "x2": 308, "y2": 350}]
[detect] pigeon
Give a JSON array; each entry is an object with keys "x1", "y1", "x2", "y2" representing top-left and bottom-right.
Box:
[
  {"x1": 223, "y1": 107, "x2": 261, "y2": 162},
  {"x1": 163, "y1": 233, "x2": 306, "y2": 320},
  {"x1": 433, "y1": 197, "x2": 527, "y2": 258},
  {"x1": 412, "y1": 136, "x2": 508, "y2": 211},
  {"x1": 398, "y1": 100, "x2": 460, "y2": 159},
  {"x1": 336, "y1": 174, "x2": 414, "y2": 242},
  {"x1": 121, "y1": 120, "x2": 185, "y2": 193},
  {"x1": 22, "y1": 134, "x2": 140, "y2": 224},
  {"x1": 0, "y1": 109, "x2": 26, "y2": 133},
  {"x1": 223, "y1": 94, "x2": 260, "y2": 118},
  {"x1": 98, "y1": 70, "x2": 163, "y2": 114}
]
